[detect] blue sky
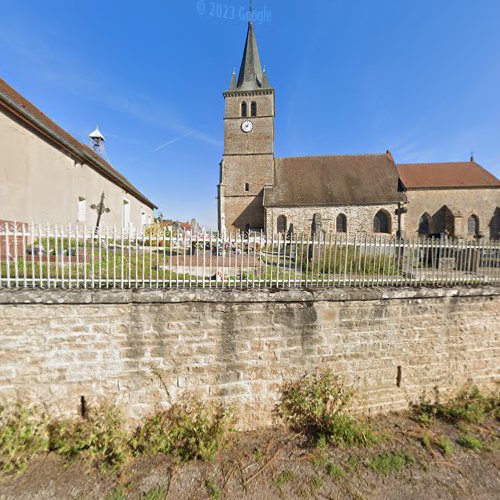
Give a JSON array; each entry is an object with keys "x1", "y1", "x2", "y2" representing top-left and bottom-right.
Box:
[{"x1": 1, "y1": 0, "x2": 499, "y2": 228}]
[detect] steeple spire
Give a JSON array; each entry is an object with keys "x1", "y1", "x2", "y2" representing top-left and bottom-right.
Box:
[{"x1": 232, "y1": 21, "x2": 270, "y2": 91}]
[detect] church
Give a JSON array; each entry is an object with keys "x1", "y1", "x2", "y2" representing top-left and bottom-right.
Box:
[{"x1": 217, "y1": 22, "x2": 500, "y2": 239}]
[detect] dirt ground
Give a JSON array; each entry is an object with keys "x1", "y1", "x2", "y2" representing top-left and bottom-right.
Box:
[{"x1": 1, "y1": 412, "x2": 499, "y2": 500}]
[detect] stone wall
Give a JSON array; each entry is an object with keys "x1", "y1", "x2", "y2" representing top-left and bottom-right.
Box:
[
  {"x1": 0, "y1": 287, "x2": 498, "y2": 429},
  {"x1": 404, "y1": 188, "x2": 500, "y2": 239},
  {"x1": 265, "y1": 204, "x2": 400, "y2": 236}
]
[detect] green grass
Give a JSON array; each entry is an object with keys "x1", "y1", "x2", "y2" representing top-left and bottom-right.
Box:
[
  {"x1": 274, "y1": 470, "x2": 294, "y2": 488},
  {"x1": 143, "y1": 487, "x2": 167, "y2": 500},
  {"x1": 326, "y1": 461, "x2": 345, "y2": 480},
  {"x1": 457, "y1": 434, "x2": 483, "y2": 451},
  {"x1": 205, "y1": 480, "x2": 220, "y2": 499},
  {"x1": 420, "y1": 432, "x2": 432, "y2": 451},
  {"x1": 436, "y1": 436, "x2": 454, "y2": 456},
  {"x1": 369, "y1": 451, "x2": 414, "y2": 476}
]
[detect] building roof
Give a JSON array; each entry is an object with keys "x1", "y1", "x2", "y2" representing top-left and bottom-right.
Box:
[
  {"x1": 0, "y1": 78, "x2": 156, "y2": 209},
  {"x1": 397, "y1": 161, "x2": 500, "y2": 189},
  {"x1": 264, "y1": 153, "x2": 407, "y2": 207},
  {"x1": 231, "y1": 22, "x2": 271, "y2": 91}
]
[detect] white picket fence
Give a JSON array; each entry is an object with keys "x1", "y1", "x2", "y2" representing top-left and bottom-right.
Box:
[{"x1": 0, "y1": 223, "x2": 499, "y2": 289}]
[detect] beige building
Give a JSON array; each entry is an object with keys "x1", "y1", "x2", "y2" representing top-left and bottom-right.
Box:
[
  {"x1": 0, "y1": 78, "x2": 156, "y2": 229},
  {"x1": 218, "y1": 22, "x2": 500, "y2": 238}
]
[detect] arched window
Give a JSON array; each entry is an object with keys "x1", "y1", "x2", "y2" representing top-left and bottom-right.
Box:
[
  {"x1": 241, "y1": 101, "x2": 248, "y2": 117},
  {"x1": 418, "y1": 213, "x2": 431, "y2": 236},
  {"x1": 336, "y1": 213, "x2": 347, "y2": 233},
  {"x1": 468, "y1": 214, "x2": 479, "y2": 236},
  {"x1": 251, "y1": 101, "x2": 257, "y2": 117},
  {"x1": 374, "y1": 210, "x2": 391, "y2": 234}
]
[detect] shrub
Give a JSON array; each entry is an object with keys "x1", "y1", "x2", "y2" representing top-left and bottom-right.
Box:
[
  {"x1": 130, "y1": 400, "x2": 233, "y2": 462},
  {"x1": 276, "y1": 373, "x2": 376, "y2": 447},
  {"x1": 0, "y1": 404, "x2": 49, "y2": 474},
  {"x1": 369, "y1": 450, "x2": 414, "y2": 476},
  {"x1": 299, "y1": 244, "x2": 397, "y2": 277},
  {"x1": 48, "y1": 403, "x2": 129, "y2": 472},
  {"x1": 416, "y1": 386, "x2": 499, "y2": 425}
]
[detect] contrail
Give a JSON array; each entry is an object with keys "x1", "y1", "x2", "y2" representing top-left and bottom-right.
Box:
[{"x1": 153, "y1": 129, "x2": 200, "y2": 152}]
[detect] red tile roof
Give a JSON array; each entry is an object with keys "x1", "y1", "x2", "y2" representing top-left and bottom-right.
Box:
[
  {"x1": 0, "y1": 78, "x2": 156, "y2": 209},
  {"x1": 397, "y1": 162, "x2": 500, "y2": 189}
]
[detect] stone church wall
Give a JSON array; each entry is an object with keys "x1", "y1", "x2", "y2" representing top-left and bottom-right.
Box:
[
  {"x1": 404, "y1": 188, "x2": 500, "y2": 239},
  {"x1": 265, "y1": 204, "x2": 400, "y2": 235},
  {"x1": 0, "y1": 287, "x2": 497, "y2": 429}
]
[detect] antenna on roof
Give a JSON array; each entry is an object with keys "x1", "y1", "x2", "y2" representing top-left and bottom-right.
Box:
[
  {"x1": 249, "y1": 0, "x2": 253, "y2": 16},
  {"x1": 470, "y1": 151, "x2": 475, "y2": 162},
  {"x1": 89, "y1": 126, "x2": 106, "y2": 158}
]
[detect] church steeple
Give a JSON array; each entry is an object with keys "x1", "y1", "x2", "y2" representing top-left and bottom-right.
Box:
[{"x1": 232, "y1": 22, "x2": 270, "y2": 91}]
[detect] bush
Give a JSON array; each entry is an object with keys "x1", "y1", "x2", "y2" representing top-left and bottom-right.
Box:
[
  {"x1": 48, "y1": 403, "x2": 129, "y2": 472},
  {"x1": 276, "y1": 373, "x2": 376, "y2": 447},
  {"x1": 0, "y1": 404, "x2": 49, "y2": 474},
  {"x1": 416, "y1": 386, "x2": 499, "y2": 425},
  {"x1": 130, "y1": 401, "x2": 233, "y2": 462},
  {"x1": 299, "y1": 244, "x2": 397, "y2": 277}
]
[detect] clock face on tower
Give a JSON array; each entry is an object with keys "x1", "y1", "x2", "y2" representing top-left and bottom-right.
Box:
[{"x1": 241, "y1": 120, "x2": 254, "y2": 133}]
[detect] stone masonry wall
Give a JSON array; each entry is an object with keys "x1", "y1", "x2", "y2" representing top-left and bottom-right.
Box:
[
  {"x1": 0, "y1": 287, "x2": 498, "y2": 429},
  {"x1": 265, "y1": 204, "x2": 400, "y2": 236}
]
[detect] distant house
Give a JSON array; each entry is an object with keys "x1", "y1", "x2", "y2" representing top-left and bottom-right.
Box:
[{"x1": 0, "y1": 78, "x2": 156, "y2": 229}]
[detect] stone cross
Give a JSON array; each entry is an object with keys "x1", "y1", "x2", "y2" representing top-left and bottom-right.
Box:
[{"x1": 90, "y1": 192, "x2": 111, "y2": 234}]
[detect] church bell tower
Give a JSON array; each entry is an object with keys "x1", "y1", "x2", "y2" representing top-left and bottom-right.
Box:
[{"x1": 218, "y1": 21, "x2": 275, "y2": 233}]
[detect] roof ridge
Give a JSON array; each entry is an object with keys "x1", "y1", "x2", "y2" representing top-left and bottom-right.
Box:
[
  {"x1": 276, "y1": 153, "x2": 388, "y2": 161},
  {"x1": 398, "y1": 161, "x2": 477, "y2": 166}
]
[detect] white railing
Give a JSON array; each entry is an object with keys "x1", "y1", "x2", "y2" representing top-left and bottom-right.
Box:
[{"x1": 0, "y1": 223, "x2": 499, "y2": 289}]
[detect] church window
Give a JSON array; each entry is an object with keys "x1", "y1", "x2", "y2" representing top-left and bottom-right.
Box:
[
  {"x1": 251, "y1": 101, "x2": 257, "y2": 117},
  {"x1": 418, "y1": 213, "x2": 431, "y2": 236},
  {"x1": 277, "y1": 215, "x2": 287, "y2": 234},
  {"x1": 336, "y1": 213, "x2": 347, "y2": 233},
  {"x1": 77, "y1": 197, "x2": 86, "y2": 223},
  {"x1": 241, "y1": 101, "x2": 248, "y2": 117},
  {"x1": 374, "y1": 210, "x2": 391, "y2": 234},
  {"x1": 244, "y1": 182, "x2": 250, "y2": 192},
  {"x1": 468, "y1": 214, "x2": 479, "y2": 236},
  {"x1": 122, "y1": 199, "x2": 130, "y2": 227}
]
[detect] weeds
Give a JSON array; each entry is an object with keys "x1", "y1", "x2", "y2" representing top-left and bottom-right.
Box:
[
  {"x1": 205, "y1": 479, "x2": 221, "y2": 499},
  {"x1": 416, "y1": 386, "x2": 498, "y2": 425},
  {"x1": 143, "y1": 487, "x2": 168, "y2": 500},
  {"x1": 326, "y1": 461, "x2": 345, "y2": 480},
  {"x1": 369, "y1": 451, "x2": 414, "y2": 476},
  {"x1": 274, "y1": 469, "x2": 294, "y2": 488},
  {"x1": 420, "y1": 432, "x2": 432, "y2": 451},
  {"x1": 276, "y1": 372, "x2": 376, "y2": 447},
  {"x1": 458, "y1": 434, "x2": 483, "y2": 451},
  {"x1": 253, "y1": 447, "x2": 263, "y2": 464},
  {"x1": 130, "y1": 400, "x2": 233, "y2": 462},
  {"x1": 436, "y1": 436, "x2": 454, "y2": 456},
  {"x1": 48, "y1": 403, "x2": 129, "y2": 472},
  {"x1": 0, "y1": 404, "x2": 49, "y2": 474}
]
